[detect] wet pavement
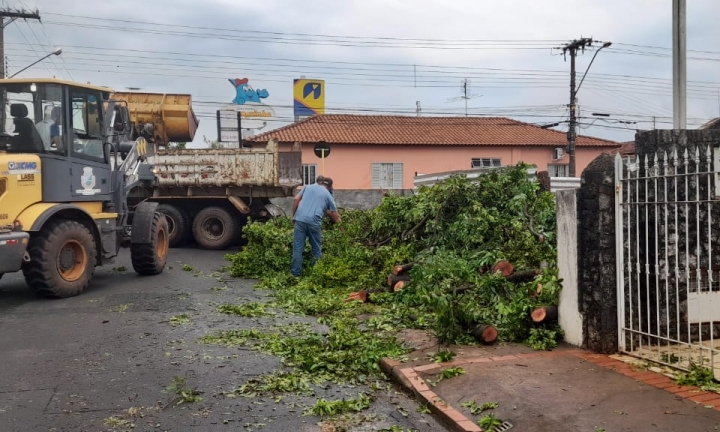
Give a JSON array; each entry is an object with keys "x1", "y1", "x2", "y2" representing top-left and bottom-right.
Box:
[
  {"x1": 0, "y1": 247, "x2": 443, "y2": 432},
  {"x1": 382, "y1": 338, "x2": 720, "y2": 432}
]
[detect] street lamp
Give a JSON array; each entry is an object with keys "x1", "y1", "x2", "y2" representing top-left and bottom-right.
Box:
[
  {"x1": 576, "y1": 42, "x2": 612, "y2": 94},
  {"x1": 9, "y1": 48, "x2": 62, "y2": 78}
]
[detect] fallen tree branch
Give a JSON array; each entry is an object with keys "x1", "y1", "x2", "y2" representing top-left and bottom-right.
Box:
[
  {"x1": 523, "y1": 202, "x2": 544, "y2": 243},
  {"x1": 401, "y1": 214, "x2": 431, "y2": 241},
  {"x1": 506, "y1": 269, "x2": 541, "y2": 283}
]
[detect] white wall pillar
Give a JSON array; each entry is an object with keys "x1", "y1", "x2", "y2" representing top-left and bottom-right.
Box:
[{"x1": 556, "y1": 189, "x2": 583, "y2": 346}]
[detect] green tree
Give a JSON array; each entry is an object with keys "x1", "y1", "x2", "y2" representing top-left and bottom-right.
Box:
[
  {"x1": 203, "y1": 135, "x2": 223, "y2": 149},
  {"x1": 167, "y1": 142, "x2": 187, "y2": 150}
]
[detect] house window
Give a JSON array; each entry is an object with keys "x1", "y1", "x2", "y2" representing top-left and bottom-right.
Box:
[
  {"x1": 548, "y1": 164, "x2": 570, "y2": 178},
  {"x1": 302, "y1": 164, "x2": 317, "y2": 185},
  {"x1": 471, "y1": 158, "x2": 501, "y2": 168},
  {"x1": 372, "y1": 162, "x2": 403, "y2": 189}
]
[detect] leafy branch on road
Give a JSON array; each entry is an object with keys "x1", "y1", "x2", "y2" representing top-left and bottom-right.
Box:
[
  {"x1": 217, "y1": 302, "x2": 274, "y2": 317},
  {"x1": 306, "y1": 393, "x2": 372, "y2": 416},
  {"x1": 169, "y1": 314, "x2": 191, "y2": 326},
  {"x1": 164, "y1": 376, "x2": 202, "y2": 407}
]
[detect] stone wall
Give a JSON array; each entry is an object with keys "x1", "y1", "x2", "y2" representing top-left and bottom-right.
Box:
[{"x1": 576, "y1": 153, "x2": 618, "y2": 353}]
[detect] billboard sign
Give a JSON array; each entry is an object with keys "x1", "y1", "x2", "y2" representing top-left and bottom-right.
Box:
[
  {"x1": 218, "y1": 78, "x2": 275, "y2": 145},
  {"x1": 294, "y1": 78, "x2": 325, "y2": 117}
]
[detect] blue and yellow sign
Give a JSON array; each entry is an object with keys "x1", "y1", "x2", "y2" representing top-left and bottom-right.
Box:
[{"x1": 293, "y1": 79, "x2": 325, "y2": 116}]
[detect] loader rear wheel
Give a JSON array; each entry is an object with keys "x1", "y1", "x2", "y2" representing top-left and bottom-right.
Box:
[
  {"x1": 192, "y1": 206, "x2": 236, "y2": 250},
  {"x1": 157, "y1": 204, "x2": 189, "y2": 247},
  {"x1": 131, "y1": 212, "x2": 169, "y2": 276},
  {"x1": 23, "y1": 219, "x2": 97, "y2": 298}
]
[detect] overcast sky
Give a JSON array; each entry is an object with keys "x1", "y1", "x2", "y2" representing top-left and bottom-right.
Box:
[{"x1": 5, "y1": 0, "x2": 720, "y2": 146}]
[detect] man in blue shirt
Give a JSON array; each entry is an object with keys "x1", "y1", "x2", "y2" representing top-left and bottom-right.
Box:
[{"x1": 291, "y1": 176, "x2": 341, "y2": 276}]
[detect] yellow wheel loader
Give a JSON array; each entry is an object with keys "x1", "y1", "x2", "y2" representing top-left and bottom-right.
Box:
[{"x1": 0, "y1": 78, "x2": 179, "y2": 298}]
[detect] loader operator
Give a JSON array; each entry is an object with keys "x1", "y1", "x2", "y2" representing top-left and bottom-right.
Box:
[
  {"x1": 291, "y1": 176, "x2": 341, "y2": 277},
  {"x1": 36, "y1": 105, "x2": 63, "y2": 152}
]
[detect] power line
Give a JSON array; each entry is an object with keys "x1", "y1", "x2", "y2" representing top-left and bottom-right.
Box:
[
  {"x1": 6, "y1": 50, "x2": 719, "y2": 101},
  {"x1": 36, "y1": 12, "x2": 720, "y2": 59},
  {"x1": 7, "y1": 42, "x2": 720, "y2": 89},
  {"x1": 43, "y1": 12, "x2": 565, "y2": 45},
  {"x1": 43, "y1": 21, "x2": 560, "y2": 50}
]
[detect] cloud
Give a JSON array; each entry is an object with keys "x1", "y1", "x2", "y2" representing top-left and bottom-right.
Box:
[{"x1": 4, "y1": 0, "x2": 719, "y2": 144}]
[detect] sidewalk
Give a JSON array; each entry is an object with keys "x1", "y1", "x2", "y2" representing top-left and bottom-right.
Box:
[{"x1": 381, "y1": 335, "x2": 720, "y2": 432}]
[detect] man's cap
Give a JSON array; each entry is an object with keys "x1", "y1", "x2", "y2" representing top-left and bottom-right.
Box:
[{"x1": 321, "y1": 177, "x2": 334, "y2": 193}]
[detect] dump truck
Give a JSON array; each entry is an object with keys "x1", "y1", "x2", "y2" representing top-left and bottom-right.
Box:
[{"x1": 111, "y1": 92, "x2": 302, "y2": 250}]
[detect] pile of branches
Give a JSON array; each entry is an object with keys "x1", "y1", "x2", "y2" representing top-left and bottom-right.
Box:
[{"x1": 226, "y1": 163, "x2": 563, "y2": 349}]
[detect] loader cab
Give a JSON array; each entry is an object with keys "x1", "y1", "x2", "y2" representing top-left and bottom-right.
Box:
[{"x1": 0, "y1": 78, "x2": 113, "y2": 203}]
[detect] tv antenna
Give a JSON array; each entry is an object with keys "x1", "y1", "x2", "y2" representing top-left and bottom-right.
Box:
[{"x1": 446, "y1": 79, "x2": 482, "y2": 117}]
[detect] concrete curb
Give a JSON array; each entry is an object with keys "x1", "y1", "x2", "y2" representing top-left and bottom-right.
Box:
[{"x1": 380, "y1": 349, "x2": 720, "y2": 432}]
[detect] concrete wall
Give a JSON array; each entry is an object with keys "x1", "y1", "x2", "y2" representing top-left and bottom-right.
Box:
[
  {"x1": 556, "y1": 189, "x2": 583, "y2": 346},
  {"x1": 269, "y1": 189, "x2": 414, "y2": 215},
  {"x1": 279, "y1": 142, "x2": 612, "y2": 190}
]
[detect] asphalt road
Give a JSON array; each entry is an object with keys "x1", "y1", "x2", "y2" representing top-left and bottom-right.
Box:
[{"x1": 0, "y1": 247, "x2": 444, "y2": 432}]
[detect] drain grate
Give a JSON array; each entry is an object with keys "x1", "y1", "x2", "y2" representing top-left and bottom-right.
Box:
[{"x1": 494, "y1": 421, "x2": 514, "y2": 432}]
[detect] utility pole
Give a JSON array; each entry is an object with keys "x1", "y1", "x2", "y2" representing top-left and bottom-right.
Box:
[
  {"x1": 561, "y1": 38, "x2": 593, "y2": 178},
  {"x1": 462, "y1": 79, "x2": 469, "y2": 117},
  {"x1": 0, "y1": 7, "x2": 41, "y2": 78},
  {"x1": 672, "y1": 0, "x2": 686, "y2": 129}
]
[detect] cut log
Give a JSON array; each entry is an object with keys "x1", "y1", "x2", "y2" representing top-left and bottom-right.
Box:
[
  {"x1": 470, "y1": 324, "x2": 498, "y2": 344},
  {"x1": 506, "y1": 269, "x2": 541, "y2": 283},
  {"x1": 392, "y1": 263, "x2": 415, "y2": 275},
  {"x1": 345, "y1": 290, "x2": 369, "y2": 303},
  {"x1": 492, "y1": 260, "x2": 514, "y2": 277},
  {"x1": 531, "y1": 306, "x2": 558, "y2": 323},
  {"x1": 387, "y1": 273, "x2": 411, "y2": 287},
  {"x1": 393, "y1": 280, "x2": 408, "y2": 292}
]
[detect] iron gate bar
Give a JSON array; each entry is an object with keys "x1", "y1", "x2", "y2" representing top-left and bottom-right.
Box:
[{"x1": 615, "y1": 144, "x2": 720, "y2": 376}]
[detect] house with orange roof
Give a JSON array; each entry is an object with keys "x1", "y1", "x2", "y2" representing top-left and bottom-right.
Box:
[{"x1": 248, "y1": 114, "x2": 621, "y2": 190}]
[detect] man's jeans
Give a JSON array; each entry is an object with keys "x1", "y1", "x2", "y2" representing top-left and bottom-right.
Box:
[{"x1": 292, "y1": 221, "x2": 322, "y2": 276}]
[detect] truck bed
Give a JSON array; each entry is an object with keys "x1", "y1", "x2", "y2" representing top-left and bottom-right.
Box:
[{"x1": 151, "y1": 148, "x2": 302, "y2": 191}]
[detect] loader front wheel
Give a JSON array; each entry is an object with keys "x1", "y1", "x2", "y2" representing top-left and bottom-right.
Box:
[
  {"x1": 23, "y1": 219, "x2": 97, "y2": 298},
  {"x1": 131, "y1": 212, "x2": 169, "y2": 276},
  {"x1": 192, "y1": 206, "x2": 236, "y2": 250}
]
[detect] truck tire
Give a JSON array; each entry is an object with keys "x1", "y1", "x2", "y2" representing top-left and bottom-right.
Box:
[
  {"x1": 157, "y1": 204, "x2": 189, "y2": 247},
  {"x1": 23, "y1": 219, "x2": 97, "y2": 298},
  {"x1": 192, "y1": 206, "x2": 237, "y2": 250},
  {"x1": 131, "y1": 212, "x2": 169, "y2": 275}
]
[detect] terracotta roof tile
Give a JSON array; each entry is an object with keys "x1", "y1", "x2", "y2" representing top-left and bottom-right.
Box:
[
  {"x1": 617, "y1": 141, "x2": 636, "y2": 155},
  {"x1": 249, "y1": 114, "x2": 620, "y2": 148}
]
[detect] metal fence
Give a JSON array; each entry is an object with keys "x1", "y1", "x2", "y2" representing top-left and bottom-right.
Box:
[
  {"x1": 614, "y1": 147, "x2": 720, "y2": 378},
  {"x1": 413, "y1": 167, "x2": 581, "y2": 192}
]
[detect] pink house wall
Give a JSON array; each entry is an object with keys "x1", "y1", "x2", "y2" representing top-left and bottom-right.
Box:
[{"x1": 280, "y1": 143, "x2": 612, "y2": 189}]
